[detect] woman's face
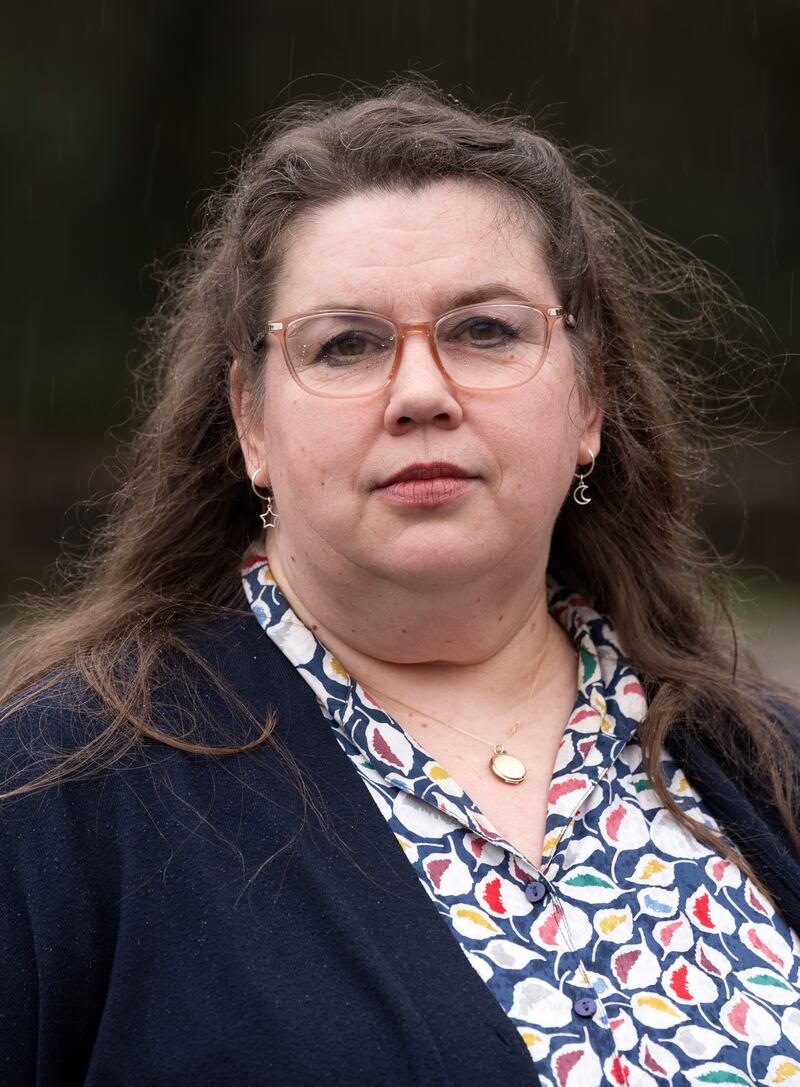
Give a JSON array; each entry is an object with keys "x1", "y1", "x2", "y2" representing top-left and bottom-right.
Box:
[{"x1": 236, "y1": 180, "x2": 602, "y2": 593}]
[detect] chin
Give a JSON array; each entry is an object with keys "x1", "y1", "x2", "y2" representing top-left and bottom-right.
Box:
[{"x1": 363, "y1": 533, "x2": 497, "y2": 593}]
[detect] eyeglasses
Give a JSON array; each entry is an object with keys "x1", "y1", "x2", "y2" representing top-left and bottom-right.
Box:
[{"x1": 253, "y1": 303, "x2": 573, "y2": 399}]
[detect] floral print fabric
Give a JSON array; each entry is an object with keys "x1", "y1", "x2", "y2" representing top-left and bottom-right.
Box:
[{"x1": 242, "y1": 550, "x2": 800, "y2": 1087}]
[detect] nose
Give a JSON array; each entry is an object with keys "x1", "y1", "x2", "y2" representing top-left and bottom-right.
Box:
[{"x1": 383, "y1": 328, "x2": 464, "y2": 435}]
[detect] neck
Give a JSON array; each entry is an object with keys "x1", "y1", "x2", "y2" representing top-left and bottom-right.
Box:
[{"x1": 264, "y1": 530, "x2": 575, "y2": 734}]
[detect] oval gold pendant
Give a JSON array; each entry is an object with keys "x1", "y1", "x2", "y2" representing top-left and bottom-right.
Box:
[{"x1": 490, "y1": 751, "x2": 526, "y2": 784}]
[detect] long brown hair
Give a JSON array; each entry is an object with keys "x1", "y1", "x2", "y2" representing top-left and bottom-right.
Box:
[{"x1": 2, "y1": 78, "x2": 797, "y2": 898}]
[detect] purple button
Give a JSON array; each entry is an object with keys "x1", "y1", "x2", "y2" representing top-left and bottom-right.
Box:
[
  {"x1": 524, "y1": 879, "x2": 547, "y2": 904},
  {"x1": 573, "y1": 996, "x2": 597, "y2": 1019}
]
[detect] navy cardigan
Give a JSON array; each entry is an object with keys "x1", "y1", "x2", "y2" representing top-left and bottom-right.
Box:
[{"x1": 1, "y1": 606, "x2": 798, "y2": 1086}]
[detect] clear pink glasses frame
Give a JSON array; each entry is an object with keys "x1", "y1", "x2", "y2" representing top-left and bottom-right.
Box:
[{"x1": 253, "y1": 303, "x2": 572, "y2": 399}]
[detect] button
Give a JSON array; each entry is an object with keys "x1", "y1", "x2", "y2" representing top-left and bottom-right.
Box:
[
  {"x1": 573, "y1": 996, "x2": 597, "y2": 1019},
  {"x1": 524, "y1": 879, "x2": 547, "y2": 904}
]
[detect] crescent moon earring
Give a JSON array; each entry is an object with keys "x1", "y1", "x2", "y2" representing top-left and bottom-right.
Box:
[
  {"x1": 573, "y1": 449, "x2": 595, "y2": 507},
  {"x1": 251, "y1": 467, "x2": 278, "y2": 529}
]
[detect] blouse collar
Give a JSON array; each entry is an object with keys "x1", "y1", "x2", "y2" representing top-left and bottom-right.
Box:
[{"x1": 241, "y1": 546, "x2": 648, "y2": 868}]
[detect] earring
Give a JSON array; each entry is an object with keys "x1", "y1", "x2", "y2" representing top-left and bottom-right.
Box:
[
  {"x1": 573, "y1": 449, "x2": 595, "y2": 506},
  {"x1": 250, "y1": 467, "x2": 278, "y2": 529}
]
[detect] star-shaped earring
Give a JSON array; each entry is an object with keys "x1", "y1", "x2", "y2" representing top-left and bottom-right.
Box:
[{"x1": 250, "y1": 468, "x2": 279, "y2": 529}]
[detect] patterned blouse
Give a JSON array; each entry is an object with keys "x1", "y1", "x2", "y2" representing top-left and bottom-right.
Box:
[{"x1": 241, "y1": 550, "x2": 800, "y2": 1087}]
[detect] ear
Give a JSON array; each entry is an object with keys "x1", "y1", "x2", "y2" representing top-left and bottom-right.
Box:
[
  {"x1": 575, "y1": 344, "x2": 604, "y2": 463},
  {"x1": 229, "y1": 359, "x2": 269, "y2": 482},
  {"x1": 580, "y1": 399, "x2": 603, "y2": 464}
]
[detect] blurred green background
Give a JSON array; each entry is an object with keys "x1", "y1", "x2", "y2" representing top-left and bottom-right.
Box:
[{"x1": 2, "y1": 0, "x2": 797, "y2": 684}]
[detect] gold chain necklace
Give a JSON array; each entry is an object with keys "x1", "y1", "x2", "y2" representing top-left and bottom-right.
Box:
[{"x1": 363, "y1": 623, "x2": 551, "y2": 785}]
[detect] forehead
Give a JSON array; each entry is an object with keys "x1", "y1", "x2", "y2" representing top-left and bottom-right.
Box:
[{"x1": 271, "y1": 180, "x2": 554, "y2": 316}]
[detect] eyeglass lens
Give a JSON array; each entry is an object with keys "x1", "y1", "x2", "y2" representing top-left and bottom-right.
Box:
[{"x1": 282, "y1": 305, "x2": 549, "y2": 395}]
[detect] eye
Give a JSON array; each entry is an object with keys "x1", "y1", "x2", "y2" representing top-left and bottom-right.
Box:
[
  {"x1": 319, "y1": 331, "x2": 369, "y2": 360},
  {"x1": 465, "y1": 317, "x2": 516, "y2": 344},
  {"x1": 444, "y1": 314, "x2": 519, "y2": 349},
  {"x1": 313, "y1": 330, "x2": 392, "y2": 367}
]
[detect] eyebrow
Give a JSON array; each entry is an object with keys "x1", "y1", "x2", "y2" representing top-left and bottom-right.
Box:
[
  {"x1": 308, "y1": 282, "x2": 538, "y2": 313},
  {"x1": 445, "y1": 283, "x2": 537, "y2": 309}
]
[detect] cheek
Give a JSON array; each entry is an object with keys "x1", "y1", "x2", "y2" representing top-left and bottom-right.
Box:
[
  {"x1": 502, "y1": 379, "x2": 581, "y2": 464},
  {"x1": 263, "y1": 384, "x2": 375, "y2": 501},
  {"x1": 485, "y1": 388, "x2": 582, "y2": 517}
]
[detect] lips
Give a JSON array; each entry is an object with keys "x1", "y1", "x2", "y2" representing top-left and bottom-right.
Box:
[
  {"x1": 379, "y1": 461, "x2": 473, "y2": 488},
  {"x1": 375, "y1": 462, "x2": 477, "y2": 508}
]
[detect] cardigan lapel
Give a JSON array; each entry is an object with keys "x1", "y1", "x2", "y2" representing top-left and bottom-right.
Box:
[{"x1": 193, "y1": 606, "x2": 541, "y2": 1085}]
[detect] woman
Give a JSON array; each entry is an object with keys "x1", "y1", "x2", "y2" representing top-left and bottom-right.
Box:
[{"x1": 1, "y1": 81, "x2": 799, "y2": 1087}]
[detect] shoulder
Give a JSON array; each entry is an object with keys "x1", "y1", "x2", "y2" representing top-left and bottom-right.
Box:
[
  {"x1": 766, "y1": 690, "x2": 800, "y2": 744},
  {"x1": 0, "y1": 605, "x2": 326, "y2": 895},
  {"x1": 0, "y1": 670, "x2": 109, "y2": 788},
  {"x1": 728, "y1": 686, "x2": 800, "y2": 766},
  {"x1": 2, "y1": 604, "x2": 293, "y2": 720},
  {"x1": 665, "y1": 684, "x2": 800, "y2": 842},
  {"x1": 0, "y1": 604, "x2": 310, "y2": 798},
  {"x1": 668, "y1": 683, "x2": 800, "y2": 758}
]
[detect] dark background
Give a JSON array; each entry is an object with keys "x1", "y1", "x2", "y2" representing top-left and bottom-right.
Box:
[{"x1": 2, "y1": 0, "x2": 798, "y2": 672}]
